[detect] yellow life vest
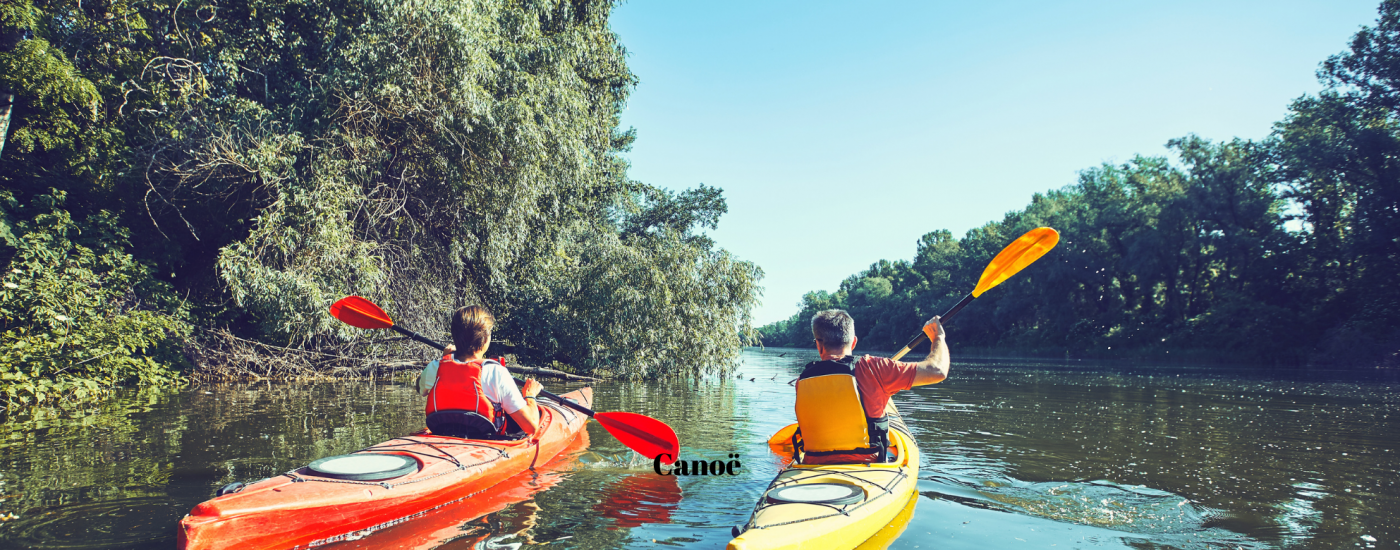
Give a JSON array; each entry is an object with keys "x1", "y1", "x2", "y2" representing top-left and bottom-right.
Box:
[{"x1": 794, "y1": 356, "x2": 889, "y2": 459}]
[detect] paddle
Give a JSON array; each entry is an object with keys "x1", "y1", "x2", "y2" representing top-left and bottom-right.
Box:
[
  {"x1": 329, "y1": 296, "x2": 680, "y2": 464},
  {"x1": 767, "y1": 227, "x2": 1060, "y2": 456},
  {"x1": 890, "y1": 226, "x2": 1060, "y2": 361}
]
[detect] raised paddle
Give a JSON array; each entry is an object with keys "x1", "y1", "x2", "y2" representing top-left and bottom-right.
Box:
[
  {"x1": 767, "y1": 227, "x2": 1061, "y2": 456},
  {"x1": 329, "y1": 296, "x2": 680, "y2": 464},
  {"x1": 890, "y1": 226, "x2": 1060, "y2": 361}
]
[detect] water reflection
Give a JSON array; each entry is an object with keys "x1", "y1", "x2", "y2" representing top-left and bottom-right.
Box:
[
  {"x1": 0, "y1": 350, "x2": 1393, "y2": 549},
  {"x1": 853, "y1": 495, "x2": 917, "y2": 550},
  {"x1": 593, "y1": 474, "x2": 682, "y2": 530},
  {"x1": 2, "y1": 496, "x2": 182, "y2": 550}
]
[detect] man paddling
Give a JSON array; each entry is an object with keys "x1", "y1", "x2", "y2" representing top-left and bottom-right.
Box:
[
  {"x1": 417, "y1": 305, "x2": 544, "y2": 439},
  {"x1": 794, "y1": 309, "x2": 948, "y2": 464}
]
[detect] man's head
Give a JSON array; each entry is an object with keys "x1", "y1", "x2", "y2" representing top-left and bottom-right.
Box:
[
  {"x1": 811, "y1": 309, "x2": 856, "y2": 356},
  {"x1": 451, "y1": 305, "x2": 494, "y2": 356}
]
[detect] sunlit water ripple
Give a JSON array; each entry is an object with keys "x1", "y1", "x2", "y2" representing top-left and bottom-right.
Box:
[{"x1": 0, "y1": 349, "x2": 1394, "y2": 549}]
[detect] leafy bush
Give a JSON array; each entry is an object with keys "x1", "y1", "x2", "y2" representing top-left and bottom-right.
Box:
[
  {"x1": 0, "y1": 191, "x2": 190, "y2": 411},
  {"x1": 2, "y1": 0, "x2": 761, "y2": 381}
]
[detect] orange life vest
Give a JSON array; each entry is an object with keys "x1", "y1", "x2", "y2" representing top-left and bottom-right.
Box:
[
  {"x1": 794, "y1": 356, "x2": 889, "y2": 461},
  {"x1": 424, "y1": 355, "x2": 502, "y2": 432}
]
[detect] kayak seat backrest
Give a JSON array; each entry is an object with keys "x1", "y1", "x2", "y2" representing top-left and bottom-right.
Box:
[{"x1": 426, "y1": 410, "x2": 501, "y2": 439}]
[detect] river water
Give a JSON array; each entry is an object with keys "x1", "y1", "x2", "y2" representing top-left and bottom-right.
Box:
[{"x1": 0, "y1": 348, "x2": 1395, "y2": 549}]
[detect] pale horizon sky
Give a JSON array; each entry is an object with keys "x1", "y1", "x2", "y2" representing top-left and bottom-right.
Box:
[{"x1": 610, "y1": 0, "x2": 1381, "y2": 326}]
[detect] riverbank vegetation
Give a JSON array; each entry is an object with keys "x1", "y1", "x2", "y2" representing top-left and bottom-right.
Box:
[
  {"x1": 760, "y1": 2, "x2": 1400, "y2": 369},
  {"x1": 0, "y1": 0, "x2": 760, "y2": 411}
]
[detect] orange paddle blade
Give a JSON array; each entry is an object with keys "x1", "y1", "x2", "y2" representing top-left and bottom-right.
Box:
[
  {"x1": 595, "y1": 412, "x2": 680, "y2": 465},
  {"x1": 972, "y1": 227, "x2": 1060, "y2": 297},
  {"x1": 767, "y1": 423, "x2": 799, "y2": 456},
  {"x1": 330, "y1": 296, "x2": 395, "y2": 329}
]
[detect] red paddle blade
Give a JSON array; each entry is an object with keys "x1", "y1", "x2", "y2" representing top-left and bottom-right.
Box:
[
  {"x1": 594, "y1": 412, "x2": 680, "y2": 465},
  {"x1": 330, "y1": 296, "x2": 395, "y2": 330}
]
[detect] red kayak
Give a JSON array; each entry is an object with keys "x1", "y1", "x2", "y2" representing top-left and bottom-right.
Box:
[
  {"x1": 178, "y1": 388, "x2": 593, "y2": 550},
  {"x1": 330, "y1": 429, "x2": 591, "y2": 550}
]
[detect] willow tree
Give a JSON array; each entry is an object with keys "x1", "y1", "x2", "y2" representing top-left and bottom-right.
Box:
[
  {"x1": 203, "y1": 0, "x2": 761, "y2": 376},
  {"x1": 1, "y1": 0, "x2": 760, "y2": 385}
]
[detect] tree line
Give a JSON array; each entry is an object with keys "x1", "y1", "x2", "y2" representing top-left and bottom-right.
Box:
[
  {"x1": 0, "y1": 0, "x2": 761, "y2": 411},
  {"x1": 760, "y1": 1, "x2": 1400, "y2": 369}
]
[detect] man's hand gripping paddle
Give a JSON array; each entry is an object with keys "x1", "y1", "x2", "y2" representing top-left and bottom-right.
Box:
[
  {"x1": 890, "y1": 226, "x2": 1060, "y2": 361},
  {"x1": 767, "y1": 227, "x2": 1060, "y2": 455},
  {"x1": 330, "y1": 296, "x2": 680, "y2": 464}
]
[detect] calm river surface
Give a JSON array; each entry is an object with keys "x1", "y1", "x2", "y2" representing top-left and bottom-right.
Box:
[{"x1": 0, "y1": 348, "x2": 1395, "y2": 549}]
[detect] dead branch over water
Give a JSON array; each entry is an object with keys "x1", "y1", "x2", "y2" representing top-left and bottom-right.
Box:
[{"x1": 191, "y1": 330, "x2": 597, "y2": 382}]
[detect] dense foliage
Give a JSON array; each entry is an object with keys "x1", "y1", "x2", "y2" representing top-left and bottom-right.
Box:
[
  {"x1": 0, "y1": 191, "x2": 189, "y2": 406},
  {"x1": 761, "y1": 3, "x2": 1400, "y2": 368},
  {"x1": 0, "y1": 0, "x2": 760, "y2": 410}
]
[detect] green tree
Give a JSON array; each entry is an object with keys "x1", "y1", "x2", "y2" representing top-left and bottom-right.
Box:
[
  {"x1": 1271, "y1": 0, "x2": 1400, "y2": 364},
  {"x1": 208, "y1": 0, "x2": 761, "y2": 376},
  {"x1": 1, "y1": 0, "x2": 763, "y2": 390},
  {"x1": 0, "y1": 191, "x2": 188, "y2": 411},
  {"x1": 763, "y1": 1, "x2": 1400, "y2": 369}
]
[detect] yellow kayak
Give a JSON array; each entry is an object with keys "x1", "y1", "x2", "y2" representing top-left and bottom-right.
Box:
[
  {"x1": 728, "y1": 405, "x2": 919, "y2": 550},
  {"x1": 853, "y1": 491, "x2": 918, "y2": 550}
]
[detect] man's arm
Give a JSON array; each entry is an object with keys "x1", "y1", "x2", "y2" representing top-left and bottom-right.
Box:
[{"x1": 912, "y1": 316, "x2": 949, "y2": 386}]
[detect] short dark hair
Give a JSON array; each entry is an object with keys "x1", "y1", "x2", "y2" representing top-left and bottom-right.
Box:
[
  {"x1": 811, "y1": 309, "x2": 855, "y2": 348},
  {"x1": 450, "y1": 305, "x2": 494, "y2": 358}
]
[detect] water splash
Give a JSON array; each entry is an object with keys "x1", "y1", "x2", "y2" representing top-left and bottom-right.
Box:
[{"x1": 573, "y1": 450, "x2": 656, "y2": 471}]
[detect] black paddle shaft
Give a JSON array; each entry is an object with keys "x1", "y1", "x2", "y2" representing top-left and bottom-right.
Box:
[
  {"x1": 895, "y1": 292, "x2": 975, "y2": 353},
  {"x1": 389, "y1": 325, "x2": 594, "y2": 417}
]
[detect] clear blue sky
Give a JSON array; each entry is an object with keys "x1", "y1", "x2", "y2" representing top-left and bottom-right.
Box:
[{"x1": 610, "y1": 0, "x2": 1381, "y2": 326}]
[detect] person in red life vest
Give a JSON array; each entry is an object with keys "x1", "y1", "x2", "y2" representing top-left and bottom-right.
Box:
[
  {"x1": 793, "y1": 309, "x2": 948, "y2": 464},
  {"x1": 417, "y1": 305, "x2": 543, "y2": 439}
]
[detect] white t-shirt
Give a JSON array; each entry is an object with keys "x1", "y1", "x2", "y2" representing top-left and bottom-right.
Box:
[{"x1": 418, "y1": 357, "x2": 528, "y2": 414}]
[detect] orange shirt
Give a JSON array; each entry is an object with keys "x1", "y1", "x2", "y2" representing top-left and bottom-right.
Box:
[{"x1": 853, "y1": 354, "x2": 918, "y2": 418}]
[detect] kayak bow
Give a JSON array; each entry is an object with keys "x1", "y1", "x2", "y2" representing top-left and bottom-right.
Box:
[{"x1": 729, "y1": 402, "x2": 919, "y2": 550}]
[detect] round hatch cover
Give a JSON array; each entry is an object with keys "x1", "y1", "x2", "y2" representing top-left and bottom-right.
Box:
[
  {"x1": 308, "y1": 454, "x2": 419, "y2": 481},
  {"x1": 766, "y1": 483, "x2": 864, "y2": 506}
]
